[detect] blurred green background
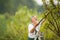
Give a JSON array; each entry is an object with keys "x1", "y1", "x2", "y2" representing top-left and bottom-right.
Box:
[{"x1": 0, "y1": 0, "x2": 60, "y2": 40}]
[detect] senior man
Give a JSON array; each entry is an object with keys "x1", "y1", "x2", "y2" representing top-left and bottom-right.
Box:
[{"x1": 28, "y1": 16, "x2": 46, "y2": 40}]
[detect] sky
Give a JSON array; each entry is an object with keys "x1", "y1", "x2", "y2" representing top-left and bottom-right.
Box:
[
  {"x1": 35, "y1": 0, "x2": 43, "y2": 5},
  {"x1": 35, "y1": 0, "x2": 58, "y2": 5}
]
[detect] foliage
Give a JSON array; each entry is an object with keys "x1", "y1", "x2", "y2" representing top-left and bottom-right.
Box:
[
  {"x1": 41, "y1": 0, "x2": 60, "y2": 40},
  {"x1": 0, "y1": 0, "x2": 60, "y2": 40},
  {"x1": 0, "y1": 6, "x2": 42, "y2": 40},
  {"x1": 0, "y1": 0, "x2": 44, "y2": 14}
]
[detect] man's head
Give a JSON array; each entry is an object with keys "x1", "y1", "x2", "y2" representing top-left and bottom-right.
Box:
[{"x1": 31, "y1": 16, "x2": 38, "y2": 24}]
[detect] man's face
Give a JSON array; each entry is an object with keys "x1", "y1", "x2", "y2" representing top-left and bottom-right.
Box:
[{"x1": 31, "y1": 16, "x2": 37, "y2": 23}]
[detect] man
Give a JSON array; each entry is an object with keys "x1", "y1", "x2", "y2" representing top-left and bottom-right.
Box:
[{"x1": 28, "y1": 16, "x2": 46, "y2": 40}]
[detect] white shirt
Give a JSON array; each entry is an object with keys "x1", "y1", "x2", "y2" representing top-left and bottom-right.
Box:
[{"x1": 28, "y1": 23, "x2": 41, "y2": 38}]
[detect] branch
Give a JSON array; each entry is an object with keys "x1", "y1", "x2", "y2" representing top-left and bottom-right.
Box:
[
  {"x1": 50, "y1": 12, "x2": 59, "y2": 33},
  {"x1": 47, "y1": 19, "x2": 57, "y2": 32},
  {"x1": 47, "y1": 25, "x2": 60, "y2": 38}
]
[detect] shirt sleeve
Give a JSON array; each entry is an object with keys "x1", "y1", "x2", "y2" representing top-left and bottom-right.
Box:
[
  {"x1": 36, "y1": 18, "x2": 45, "y2": 32},
  {"x1": 40, "y1": 18, "x2": 45, "y2": 25},
  {"x1": 28, "y1": 24, "x2": 33, "y2": 33},
  {"x1": 36, "y1": 24, "x2": 41, "y2": 32}
]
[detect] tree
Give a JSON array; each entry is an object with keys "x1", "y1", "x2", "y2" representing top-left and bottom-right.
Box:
[{"x1": 42, "y1": 0, "x2": 60, "y2": 39}]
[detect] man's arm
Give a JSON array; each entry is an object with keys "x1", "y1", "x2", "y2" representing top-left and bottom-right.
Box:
[
  {"x1": 30, "y1": 18, "x2": 46, "y2": 33},
  {"x1": 30, "y1": 26, "x2": 36, "y2": 33},
  {"x1": 40, "y1": 18, "x2": 46, "y2": 25},
  {"x1": 30, "y1": 22, "x2": 39, "y2": 33}
]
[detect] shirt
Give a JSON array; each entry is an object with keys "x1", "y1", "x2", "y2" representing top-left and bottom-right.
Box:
[{"x1": 28, "y1": 23, "x2": 40, "y2": 38}]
